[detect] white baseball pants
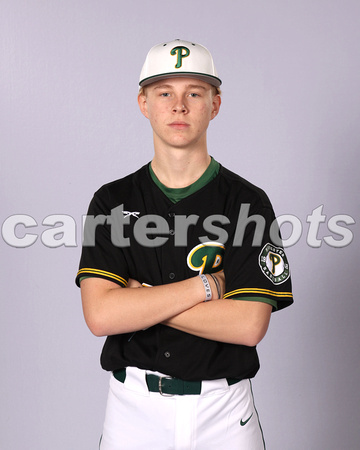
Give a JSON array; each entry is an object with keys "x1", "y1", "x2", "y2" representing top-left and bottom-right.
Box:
[{"x1": 99, "y1": 367, "x2": 265, "y2": 450}]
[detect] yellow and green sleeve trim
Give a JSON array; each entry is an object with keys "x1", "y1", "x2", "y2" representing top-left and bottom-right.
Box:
[
  {"x1": 224, "y1": 288, "x2": 294, "y2": 311},
  {"x1": 76, "y1": 268, "x2": 127, "y2": 287}
]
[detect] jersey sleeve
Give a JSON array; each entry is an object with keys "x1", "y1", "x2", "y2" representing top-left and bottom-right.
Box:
[
  {"x1": 223, "y1": 199, "x2": 293, "y2": 312},
  {"x1": 75, "y1": 189, "x2": 129, "y2": 288}
]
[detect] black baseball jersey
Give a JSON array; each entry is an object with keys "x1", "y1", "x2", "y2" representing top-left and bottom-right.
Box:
[{"x1": 76, "y1": 161, "x2": 293, "y2": 381}]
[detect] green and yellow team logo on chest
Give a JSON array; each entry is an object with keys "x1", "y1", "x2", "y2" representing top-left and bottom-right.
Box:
[
  {"x1": 187, "y1": 242, "x2": 224, "y2": 274},
  {"x1": 170, "y1": 46, "x2": 190, "y2": 68},
  {"x1": 259, "y1": 243, "x2": 290, "y2": 285}
]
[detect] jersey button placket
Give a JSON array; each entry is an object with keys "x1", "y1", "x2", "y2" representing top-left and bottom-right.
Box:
[
  {"x1": 167, "y1": 211, "x2": 176, "y2": 281},
  {"x1": 168, "y1": 212, "x2": 175, "y2": 236}
]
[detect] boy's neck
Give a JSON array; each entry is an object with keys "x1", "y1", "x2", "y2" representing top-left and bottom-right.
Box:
[{"x1": 151, "y1": 147, "x2": 211, "y2": 189}]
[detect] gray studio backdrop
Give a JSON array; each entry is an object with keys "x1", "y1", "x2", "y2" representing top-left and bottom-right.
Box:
[{"x1": 1, "y1": 1, "x2": 359, "y2": 449}]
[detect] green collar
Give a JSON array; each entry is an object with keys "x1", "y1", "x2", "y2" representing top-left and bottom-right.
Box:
[{"x1": 149, "y1": 157, "x2": 220, "y2": 203}]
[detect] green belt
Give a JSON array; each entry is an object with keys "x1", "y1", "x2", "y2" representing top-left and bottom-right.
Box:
[{"x1": 113, "y1": 368, "x2": 240, "y2": 396}]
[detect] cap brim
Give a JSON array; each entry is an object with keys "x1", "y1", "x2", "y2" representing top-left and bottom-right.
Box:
[{"x1": 139, "y1": 72, "x2": 222, "y2": 88}]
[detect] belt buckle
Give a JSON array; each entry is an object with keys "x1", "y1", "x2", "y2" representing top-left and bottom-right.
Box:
[{"x1": 158, "y1": 376, "x2": 174, "y2": 396}]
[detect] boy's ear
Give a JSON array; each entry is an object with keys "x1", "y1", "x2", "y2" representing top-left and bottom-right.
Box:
[
  {"x1": 211, "y1": 94, "x2": 221, "y2": 120},
  {"x1": 138, "y1": 93, "x2": 149, "y2": 118}
]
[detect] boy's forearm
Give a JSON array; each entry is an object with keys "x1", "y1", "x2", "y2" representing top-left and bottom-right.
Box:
[
  {"x1": 81, "y1": 275, "x2": 212, "y2": 337},
  {"x1": 162, "y1": 300, "x2": 272, "y2": 346}
]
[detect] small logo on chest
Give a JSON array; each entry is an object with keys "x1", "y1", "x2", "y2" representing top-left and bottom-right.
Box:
[{"x1": 122, "y1": 210, "x2": 140, "y2": 219}]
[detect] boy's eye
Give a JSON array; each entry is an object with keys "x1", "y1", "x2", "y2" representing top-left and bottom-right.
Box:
[
  {"x1": 189, "y1": 93, "x2": 199, "y2": 98},
  {"x1": 160, "y1": 92, "x2": 170, "y2": 97}
]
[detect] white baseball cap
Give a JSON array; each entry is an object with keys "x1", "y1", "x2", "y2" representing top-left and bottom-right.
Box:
[{"x1": 139, "y1": 39, "x2": 221, "y2": 88}]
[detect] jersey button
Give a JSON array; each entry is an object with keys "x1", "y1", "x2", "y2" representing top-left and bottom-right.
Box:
[
  {"x1": 169, "y1": 229, "x2": 175, "y2": 235},
  {"x1": 169, "y1": 272, "x2": 175, "y2": 280},
  {"x1": 164, "y1": 351, "x2": 171, "y2": 358}
]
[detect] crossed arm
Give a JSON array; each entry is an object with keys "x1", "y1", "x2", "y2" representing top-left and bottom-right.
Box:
[{"x1": 80, "y1": 274, "x2": 271, "y2": 347}]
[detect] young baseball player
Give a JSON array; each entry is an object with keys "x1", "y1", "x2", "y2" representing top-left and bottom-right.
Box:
[{"x1": 76, "y1": 39, "x2": 293, "y2": 449}]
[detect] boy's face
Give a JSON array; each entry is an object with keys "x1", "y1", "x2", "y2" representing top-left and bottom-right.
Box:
[{"x1": 138, "y1": 77, "x2": 221, "y2": 151}]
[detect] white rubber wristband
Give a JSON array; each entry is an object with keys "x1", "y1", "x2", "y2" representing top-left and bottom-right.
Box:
[{"x1": 199, "y1": 274, "x2": 212, "y2": 301}]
